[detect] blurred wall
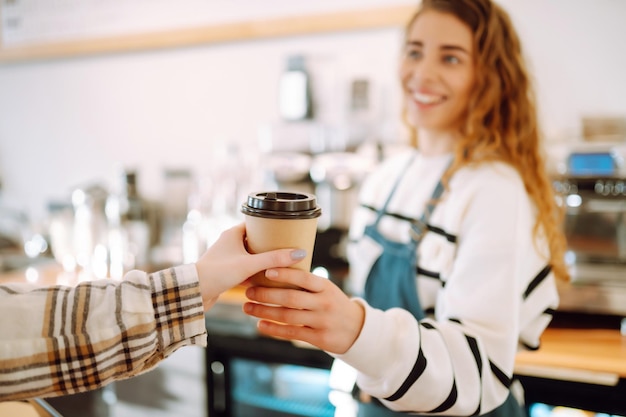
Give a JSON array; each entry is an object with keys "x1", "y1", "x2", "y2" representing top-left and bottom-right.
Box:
[{"x1": 0, "y1": 0, "x2": 625, "y2": 223}]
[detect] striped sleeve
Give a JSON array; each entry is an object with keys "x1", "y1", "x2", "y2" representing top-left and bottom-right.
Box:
[{"x1": 0, "y1": 264, "x2": 207, "y2": 401}]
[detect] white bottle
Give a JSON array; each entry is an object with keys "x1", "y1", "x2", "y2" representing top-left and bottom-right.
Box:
[{"x1": 278, "y1": 55, "x2": 313, "y2": 121}]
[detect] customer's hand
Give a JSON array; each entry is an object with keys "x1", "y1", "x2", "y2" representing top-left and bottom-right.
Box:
[
  {"x1": 243, "y1": 268, "x2": 365, "y2": 354},
  {"x1": 195, "y1": 223, "x2": 306, "y2": 310}
]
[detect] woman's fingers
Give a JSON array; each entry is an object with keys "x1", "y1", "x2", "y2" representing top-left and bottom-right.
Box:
[
  {"x1": 244, "y1": 281, "x2": 330, "y2": 327},
  {"x1": 256, "y1": 320, "x2": 318, "y2": 343},
  {"x1": 262, "y1": 267, "x2": 327, "y2": 293},
  {"x1": 245, "y1": 278, "x2": 328, "y2": 311},
  {"x1": 247, "y1": 306, "x2": 337, "y2": 352},
  {"x1": 247, "y1": 249, "x2": 306, "y2": 277},
  {"x1": 243, "y1": 302, "x2": 315, "y2": 327}
]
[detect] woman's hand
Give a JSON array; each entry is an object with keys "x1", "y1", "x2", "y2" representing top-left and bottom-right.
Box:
[
  {"x1": 243, "y1": 268, "x2": 365, "y2": 354},
  {"x1": 195, "y1": 223, "x2": 306, "y2": 310}
]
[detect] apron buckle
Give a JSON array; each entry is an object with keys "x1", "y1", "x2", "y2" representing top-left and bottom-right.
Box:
[{"x1": 409, "y1": 219, "x2": 427, "y2": 241}]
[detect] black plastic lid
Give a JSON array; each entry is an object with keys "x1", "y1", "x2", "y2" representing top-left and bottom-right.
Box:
[{"x1": 241, "y1": 191, "x2": 321, "y2": 220}]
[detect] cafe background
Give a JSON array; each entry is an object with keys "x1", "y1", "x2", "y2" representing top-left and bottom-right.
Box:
[
  {"x1": 0, "y1": 0, "x2": 625, "y2": 225},
  {"x1": 0, "y1": 1, "x2": 625, "y2": 417}
]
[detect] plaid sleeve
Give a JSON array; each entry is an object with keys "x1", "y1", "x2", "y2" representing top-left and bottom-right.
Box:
[
  {"x1": 146, "y1": 264, "x2": 208, "y2": 358},
  {"x1": 0, "y1": 264, "x2": 207, "y2": 401}
]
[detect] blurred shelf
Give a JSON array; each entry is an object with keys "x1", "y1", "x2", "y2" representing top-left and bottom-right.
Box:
[{"x1": 0, "y1": 5, "x2": 414, "y2": 64}]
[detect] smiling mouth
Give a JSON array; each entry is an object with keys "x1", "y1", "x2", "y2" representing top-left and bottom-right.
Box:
[{"x1": 412, "y1": 92, "x2": 445, "y2": 105}]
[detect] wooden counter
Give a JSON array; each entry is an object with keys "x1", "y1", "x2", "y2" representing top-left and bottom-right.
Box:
[
  {"x1": 515, "y1": 327, "x2": 626, "y2": 385},
  {"x1": 514, "y1": 324, "x2": 626, "y2": 415},
  {"x1": 0, "y1": 399, "x2": 63, "y2": 417}
]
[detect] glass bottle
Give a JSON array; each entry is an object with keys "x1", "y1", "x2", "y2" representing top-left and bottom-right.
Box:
[{"x1": 106, "y1": 169, "x2": 150, "y2": 276}]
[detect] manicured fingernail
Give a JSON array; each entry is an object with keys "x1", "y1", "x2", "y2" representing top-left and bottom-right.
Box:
[
  {"x1": 266, "y1": 269, "x2": 278, "y2": 278},
  {"x1": 290, "y1": 249, "x2": 307, "y2": 260}
]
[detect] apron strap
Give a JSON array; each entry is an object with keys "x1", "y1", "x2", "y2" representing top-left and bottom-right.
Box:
[
  {"x1": 372, "y1": 153, "x2": 417, "y2": 226},
  {"x1": 409, "y1": 176, "x2": 447, "y2": 242},
  {"x1": 371, "y1": 152, "x2": 452, "y2": 241}
]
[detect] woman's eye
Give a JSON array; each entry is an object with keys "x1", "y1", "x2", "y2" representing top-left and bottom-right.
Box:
[
  {"x1": 443, "y1": 55, "x2": 461, "y2": 64},
  {"x1": 406, "y1": 49, "x2": 422, "y2": 60}
]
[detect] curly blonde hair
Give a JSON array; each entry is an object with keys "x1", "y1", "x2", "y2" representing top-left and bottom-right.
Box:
[{"x1": 405, "y1": 0, "x2": 569, "y2": 281}]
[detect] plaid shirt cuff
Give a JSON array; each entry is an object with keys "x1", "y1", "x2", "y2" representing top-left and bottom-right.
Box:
[{"x1": 149, "y1": 264, "x2": 207, "y2": 355}]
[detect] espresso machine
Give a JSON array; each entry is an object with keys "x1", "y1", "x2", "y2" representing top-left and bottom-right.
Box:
[{"x1": 550, "y1": 142, "x2": 626, "y2": 319}]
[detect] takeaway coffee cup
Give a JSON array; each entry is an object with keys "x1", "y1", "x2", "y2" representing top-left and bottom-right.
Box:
[{"x1": 241, "y1": 191, "x2": 322, "y2": 288}]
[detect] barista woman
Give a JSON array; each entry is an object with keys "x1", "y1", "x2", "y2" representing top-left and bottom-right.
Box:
[{"x1": 243, "y1": 0, "x2": 569, "y2": 415}]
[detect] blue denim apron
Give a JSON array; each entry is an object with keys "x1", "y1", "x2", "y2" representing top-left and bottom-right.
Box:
[
  {"x1": 358, "y1": 155, "x2": 526, "y2": 417},
  {"x1": 362, "y1": 154, "x2": 440, "y2": 319}
]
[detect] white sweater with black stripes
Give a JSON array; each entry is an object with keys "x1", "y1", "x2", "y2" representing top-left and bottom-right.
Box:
[{"x1": 335, "y1": 149, "x2": 559, "y2": 415}]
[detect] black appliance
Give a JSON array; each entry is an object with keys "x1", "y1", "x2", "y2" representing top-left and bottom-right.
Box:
[{"x1": 204, "y1": 300, "x2": 335, "y2": 417}]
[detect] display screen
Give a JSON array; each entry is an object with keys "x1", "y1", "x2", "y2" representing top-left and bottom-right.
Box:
[{"x1": 567, "y1": 152, "x2": 615, "y2": 176}]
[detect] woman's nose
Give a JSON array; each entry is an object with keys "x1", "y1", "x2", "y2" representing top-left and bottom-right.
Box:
[{"x1": 411, "y1": 58, "x2": 437, "y2": 81}]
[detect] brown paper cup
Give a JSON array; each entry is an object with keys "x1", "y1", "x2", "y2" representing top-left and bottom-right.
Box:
[{"x1": 241, "y1": 191, "x2": 321, "y2": 288}]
